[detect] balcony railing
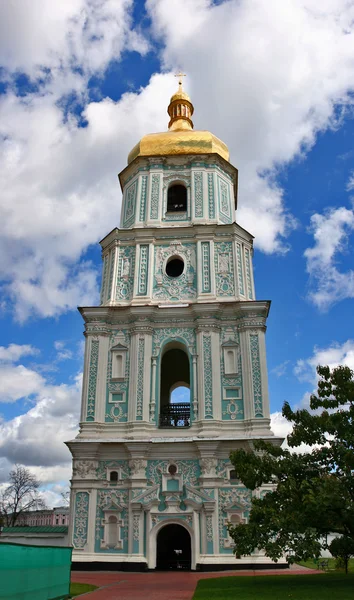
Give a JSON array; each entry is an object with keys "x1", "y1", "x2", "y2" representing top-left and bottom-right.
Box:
[{"x1": 159, "y1": 403, "x2": 190, "y2": 428}]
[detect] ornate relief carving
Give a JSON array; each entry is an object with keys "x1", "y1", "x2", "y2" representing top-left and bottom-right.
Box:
[
  {"x1": 153, "y1": 241, "x2": 197, "y2": 301},
  {"x1": 250, "y1": 333, "x2": 263, "y2": 417},
  {"x1": 86, "y1": 339, "x2": 99, "y2": 422},
  {"x1": 150, "y1": 174, "x2": 160, "y2": 219},
  {"x1": 129, "y1": 458, "x2": 147, "y2": 476},
  {"x1": 200, "y1": 458, "x2": 217, "y2": 476},
  {"x1": 123, "y1": 180, "x2": 137, "y2": 227},
  {"x1": 236, "y1": 243, "x2": 245, "y2": 296},
  {"x1": 194, "y1": 171, "x2": 203, "y2": 217},
  {"x1": 139, "y1": 175, "x2": 148, "y2": 222},
  {"x1": 137, "y1": 245, "x2": 149, "y2": 296},
  {"x1": 73, "y1": 460, "x2": 97, "y2": 479},
  {"x1": 116, "y1": 246, "x2": 135, "y2": 301},
  {"x1": 152, "y1": 327, "x2": 196, "y2": 355},
  {"x1": 136, "y1": 337, "x2": 145, "y2": 419},
  {"x1": 244, "y1": 248, "x2": 253, "y2": 299},
  {"x1": 208, "y1": 172, "x2": 215, "y2": 219},
  {"x1": 201, "y1": 241, "x2": 211, "y2": 293},
  {"x1": 214, "y1": 241, "x2": 235, "y2": 297},
  {"x1": 73, "y1": 492, "x2": 89, "y2": 549},
  {"x1": 203, "y1": 333, "x2": 213, "y2": 418}
]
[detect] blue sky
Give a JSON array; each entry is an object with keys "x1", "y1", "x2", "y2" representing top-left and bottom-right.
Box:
[{"x1": 1, "y1": 0, "x2": 354, "y2": 506}]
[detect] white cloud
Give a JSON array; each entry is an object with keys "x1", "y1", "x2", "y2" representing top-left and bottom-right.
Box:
[
  {"x1": 147, "y1": 0, "x2": 354, "y2": 252},
  {"x1": 304, "y1": 206, "x2": 354, "y2": 309},
  {"x1": 294, "y1": 339, "x2": 354, "y2": 385},
  {"x1": 0, "y1": 0, "x2": 149, "y2": 86},
  {"x1": 271, "y1": 360, "x2": 289, "y2": 378},
  {"x1": 1, "y1": 1, "x2": 354, "y2": 319},
  {"x1": 0, "y1": 372, "x2": 81, "y2": 471},
  {"x1": 347, "y1": 170, "x2": 354, "y2": 192},
  {"x1": 0, "y1": 343, "x2": 38, "y2": 362},
  {"x1": 0, "y1": 364, "x2": 44, "y2": 403}
]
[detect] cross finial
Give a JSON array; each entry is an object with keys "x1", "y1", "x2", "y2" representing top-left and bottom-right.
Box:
[{"x1": 175, "y1": 71, "x2": 186, "y2": 88}]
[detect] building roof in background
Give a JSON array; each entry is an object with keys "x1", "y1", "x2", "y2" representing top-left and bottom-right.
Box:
[{"x1": 2, "y1": 526, "x2": 68, "y2": 534}]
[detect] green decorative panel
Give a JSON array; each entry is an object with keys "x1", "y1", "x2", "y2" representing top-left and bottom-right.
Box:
[
  {"x1": 136, "y1": 337, "x2": 145, "y2": 420},
  {"x1": 116, "y1": 246, "x2": 135, "y2": 301},
  {"x1": 96, "y1": 460, "x2": 130, "y2": 480},
  {"x1": 236, "y1": 243, "x2": 245, "y2": 296},
  {"x1": 203, "y1": 333, "x2": 213, "y2": 418},
  {"x1": 146, "y1": 459, "x2": 200, "y2": 487},
  {"x1": 194, "y1": 171, "x2": 203, "y2": 217},
  {"x1": 152, "y1": 327, "x2": 196, "y2": 355},
  {"x1": 95, "y1": 489, "x2": 128, "y2": 553},
  {"x1": 220, "y1": 327, "x2": 244, "y2": 420},
  {"x1": 164, "y1": 211, "x2": 189, "y2": 222},
  {"x1": 218, "y1": 176, "x2": 232, "y2": 224},
  {"x1": 201, "y1": 242, "x2": 211, "y2": 293},
  {"x1": 245, "y1": 248, "x2": 254, "y2": 299},
  {"x1": 139, "y1": 175, "x2": 148, "y2": 222},
  {"x1": 153, "y1": 242, "x2": 197, "y2": 301},
  {"x1": 218, "y1": 487, "x2": 252, "y2": 553},
  {"x1": 106, "y1": 249, "x2": 115, "y2": 302},
  {"x1": 86, "y1": 339, "x2": 99, "y2": 421},
  {"x1": 250, "y1": 334, "x2": 263, "y2": 417},
  {"x1": 73, "y1": 492, "x2": 89, "y2": 549},
  {"x1": 150, "y1": 174, "x2": 160, "y2": 219},
  {"x1": 123, "y1": 180, "x2": 137, "y2": 228},
  {"x1": 214, "y1": 241, "x2": 235, "y2": 297},
  {"x1": 100, "y1": 254, "x2": 109, "y2": 305},
  {"x1": 207, "y1": 172, "x2": 215, "y2": 219},
  {"x1": 206, "y1": 515, "x2": 214, "y2": 554},
  {"x1": 105, "y1": 330, "x2": 130, "y2": 423},
  {"x1": 137, "y1": 245, "x2": 149, "y2": 296}
]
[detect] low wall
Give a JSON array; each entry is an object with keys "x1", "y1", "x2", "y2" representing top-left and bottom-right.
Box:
[{"x1": 0, "y1": 542, "x2": 72, "y2": 600}]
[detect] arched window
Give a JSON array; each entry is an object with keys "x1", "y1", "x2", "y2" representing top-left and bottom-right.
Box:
[
  {"x1": 159, "y1": 345, "x2": 190, "y2": 428},
  {"x1": 167, "y1": 184, "x2": 187, "y2": 212},
  {"x1": 110, "y1": 470, "x2": 118, "y2": 483},
  {"x1": 107, "y1": 515, "x2": 118, "y2": 548},
  {"x1": 229, "y1": 469, "x2": 238, "y2": 482}
]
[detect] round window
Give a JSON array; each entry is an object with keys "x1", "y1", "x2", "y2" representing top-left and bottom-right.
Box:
[
  {"x1": 168, "y1": 464, "x2": 177, "y2": 476},
  {"x1": 166, "y1": 256, "x2": 184, "y2": 278}
]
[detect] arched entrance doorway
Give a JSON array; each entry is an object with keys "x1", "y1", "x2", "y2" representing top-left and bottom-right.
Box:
[{"x1": 156, "y1": 524, "x2": 191, "y2": 570}]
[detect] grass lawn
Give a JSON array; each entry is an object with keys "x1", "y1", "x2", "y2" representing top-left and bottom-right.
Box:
[
  {"x1": 298, "y1": 558, "x2": 354, "y2": 573},
  {"x1": 192, "y1": 573, "x2": 354, "y2": 600},
  {"x1": 70, "y1": 582, "x2": 98, "y2": 597}
]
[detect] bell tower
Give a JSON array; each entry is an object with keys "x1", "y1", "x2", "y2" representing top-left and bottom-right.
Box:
[{"x1": 67, "y1": 79, "x2": 283, "y2": 571}]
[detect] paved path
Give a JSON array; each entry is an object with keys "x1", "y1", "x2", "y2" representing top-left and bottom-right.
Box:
[{"x1": 72, "y1": 565, "x2": 321, "y2": 600}]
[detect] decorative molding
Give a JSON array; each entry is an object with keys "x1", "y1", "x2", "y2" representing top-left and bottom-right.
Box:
[
  {"x1": 136, "y1": 336, "x2": 145, "y2": 419},
  {"x1": 207, "y1": 172, "x2": 215, "y2": 219},
  {"x1": 194, "y1": 171, "x2": 203, "y2": 218},
  {"x1": 137, "y1": 244, "x2": 149, "y2": 296},
  {"x1": 139, "y1": 175, "x2": 148, "y2": 222},
  {"x1": 86, "y1": 339, "x2": 99, "y2": 421},
  {"x1": 214, "y1": 241, "x2": 235, "y2": 297},
  {"x1": 236, "y1": 243, "x2": 245, "y2": 296},
  {"x1": 150, "y1": 174, "x2": 160, "y2": 219},
  {"x1": 123, "y1": 180, "x2": 137, "y2": 228},
  {"x1": 250, "y1": 333, "x2": 263, "y2": 417},
  {"x1": 73, "y1": 461, "x2": 97, "y2": 479},
  {"x1": 201, "y1": 241, "x2": 211, "y2": 293},
  {"x1": 73, "y1": 492, "x2": 89, "y2": 549},
  {"x1": 244, "y1": 248, "x2": 253, "y2": 299},
  {"x1": 203, "y1": 333, "x2": 213, "y2": 418}
]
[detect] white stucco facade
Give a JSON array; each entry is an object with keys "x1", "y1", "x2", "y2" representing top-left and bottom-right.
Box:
[{"x1": 67, "y1": 113, "x2": 284, "y2": 570}]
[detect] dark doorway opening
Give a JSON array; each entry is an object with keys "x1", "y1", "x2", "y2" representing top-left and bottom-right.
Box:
[{"x1": 156, "y1": 524, "x2": 191, "y2": 570}]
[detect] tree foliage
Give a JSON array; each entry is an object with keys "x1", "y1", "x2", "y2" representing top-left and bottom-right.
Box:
[
  {"x1": 329, "y1": 536, "x2": 354, "y2": 574},
  {"x1": 0, "y1": 465, "x2": 46, "y2": 527},
  {"x1": 228, "y1": 365, "x2": 354, "y2": 563}
]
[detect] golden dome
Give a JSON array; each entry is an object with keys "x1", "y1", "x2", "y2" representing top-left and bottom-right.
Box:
[{"x1": 127, "y1": 75, "x2": 230, "y2": 164}]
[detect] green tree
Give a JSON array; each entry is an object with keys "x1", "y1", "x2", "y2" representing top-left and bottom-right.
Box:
[
  {"x1": 228, "y1": 365, "x2": 354, "y2": 563},
  {"x1": 329, "y1": 536, "x2": 354, "y2": 574}
]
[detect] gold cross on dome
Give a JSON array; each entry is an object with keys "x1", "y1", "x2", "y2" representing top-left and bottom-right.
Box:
[{"x1": 175, "y1": 71, "x2": 186, "y2": 87}]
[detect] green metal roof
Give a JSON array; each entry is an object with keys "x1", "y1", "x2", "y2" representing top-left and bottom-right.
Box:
[{"x1": 2, "y1": 526, "x2": 68, "y2": 534}]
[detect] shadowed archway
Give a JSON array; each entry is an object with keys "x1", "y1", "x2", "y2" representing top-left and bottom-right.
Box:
[{"x1": 156, "y1": 523, "x2": 191, "y2": 570}]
